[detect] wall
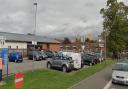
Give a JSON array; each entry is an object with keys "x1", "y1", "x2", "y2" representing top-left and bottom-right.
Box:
[
  {"x1": 0, "y1": 42, "x2": 27, "y2": 49},
  {"x1": 42, "y1": 43, "x2": 60, "y2": 51},
  {"x1": 49, "y1": 43, "x2": 60, "y2": 51}
]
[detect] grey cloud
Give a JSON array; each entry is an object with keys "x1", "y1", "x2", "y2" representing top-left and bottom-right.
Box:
[{"x1": 1, "y1": 0, "x2": 123, "y2": 39}]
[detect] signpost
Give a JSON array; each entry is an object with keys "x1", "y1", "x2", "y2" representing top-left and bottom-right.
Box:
[{"x1": 15, "y1": 72, "x2": 24, "y2": 89}]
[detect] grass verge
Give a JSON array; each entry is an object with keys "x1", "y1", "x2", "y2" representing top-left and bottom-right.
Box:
[{"x1": 0, "y1": 60, "x2": 114, "y2": 89}]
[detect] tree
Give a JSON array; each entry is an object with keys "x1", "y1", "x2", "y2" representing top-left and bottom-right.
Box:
[
  {"x1": 85, "y1": 38, "x2": 90, "y2": 42},
  {"x1": 100, "y1": 0, "x2": 128, "y2": 59},
  {"x1": 62, "y1": 37, "x2": 72, "y2": 44}
]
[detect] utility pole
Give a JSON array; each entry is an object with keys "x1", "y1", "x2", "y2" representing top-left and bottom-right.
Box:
[
  {"x1": 104, "y1": 29, "x2": 107, "y2": 60},
  {"x1": 32, "y1": 0, "x2": 38, "y2": 71}
]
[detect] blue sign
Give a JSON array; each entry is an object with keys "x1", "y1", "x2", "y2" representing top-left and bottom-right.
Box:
[
  {"x1": 0, "y1": 48, "x2": 9, "y2": 82},
  {"x1": 0, "y1": 48, "x2": 8, "y2": 64}
]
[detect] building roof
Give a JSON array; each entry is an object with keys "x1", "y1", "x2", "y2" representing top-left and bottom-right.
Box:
[{"x1": 0, "y1": 32, "x2": 60, "y2": 43}]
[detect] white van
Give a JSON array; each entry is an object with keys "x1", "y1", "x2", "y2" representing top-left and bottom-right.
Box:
[
  {"x1": 112, "y1": 62, "x2": 128, "y2": 85},
  {"x1": 62, "y1": 52, "x2": 82, "y2": 69}
]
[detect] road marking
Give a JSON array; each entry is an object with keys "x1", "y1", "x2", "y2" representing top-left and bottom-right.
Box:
[{"x1": 103, "y1": 79, "x2": 112, "y2": 89}]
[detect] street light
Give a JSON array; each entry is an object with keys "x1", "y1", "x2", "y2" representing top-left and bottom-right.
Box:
[
  {"x1": 32, "y1": 1, "x2": 37, "y2": 71},
  {"x1": 34, "y1": 1, "x2": 37, "y2": 36},
  {"x1": 33, "y1": 1, "x2": 37, "y2": 53}
]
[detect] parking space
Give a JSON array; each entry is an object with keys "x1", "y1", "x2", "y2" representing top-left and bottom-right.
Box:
[{"x1": 2, "y1": 58, "x2": 47, "y2": 75}]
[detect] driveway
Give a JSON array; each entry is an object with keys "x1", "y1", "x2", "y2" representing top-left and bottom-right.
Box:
[{"x1": 2, "y1": 58, "x2": 47, "y2": 75}]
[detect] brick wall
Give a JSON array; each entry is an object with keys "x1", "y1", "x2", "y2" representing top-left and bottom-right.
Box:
[{"x1": 42, "y1": 43, "x2": 60, "y2": 51}]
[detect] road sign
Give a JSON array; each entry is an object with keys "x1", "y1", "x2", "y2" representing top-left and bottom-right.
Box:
[
  {"x1": 15, "y1": 72, "x2": 24, "y2": 88},
  {"x1": 32, "y1": 41, "x2": 37, "y2": 45},
  {"x1": 99, "y1": 44, "x2": 104, "y2": 48},
  {"x1": 81, "y1": 45, "x2": 85, "y2": 50}
]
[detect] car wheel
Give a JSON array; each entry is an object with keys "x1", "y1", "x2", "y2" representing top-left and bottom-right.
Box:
[
  {"x1": 21, "y1": 59, "x2": 23, "y2": 62},
  {"x1": 47, "y1": 63, "x2": 51, "y2": 69},
  {"x1": 33, "y1": 57, "x2": 37, "y2": 61},
  {"x1": 62, "y1": 66, "x2": 67, "y2": 72}
]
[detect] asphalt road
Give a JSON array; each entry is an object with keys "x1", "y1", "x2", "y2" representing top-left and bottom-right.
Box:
[
  {"x1": 109, "y1": 84, "x2": 128, "y2": 89},
  {"x1": 2, "y1": 58, "x2": 48, "y2": 75}
]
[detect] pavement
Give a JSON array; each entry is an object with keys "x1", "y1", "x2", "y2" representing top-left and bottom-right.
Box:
[{"x1": 70, "y1": 65, "x2": 113, "y2": 89}]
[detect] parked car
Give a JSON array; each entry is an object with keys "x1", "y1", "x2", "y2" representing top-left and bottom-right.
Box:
[
  {"x1": 47, "y1": 55, "x2": 74, "y2": 72},
  {"x1": 44, "y1": 51, "x2": 54, "y2": 58},
  {"x1": 81, "y1": 54, "x2": 97, "y2": 66},
  {"x1": 28, "y1": 51, "x2": 42, "y2": 61},
  {"x1": 94, "y1": 53, "x2": 104, "y2": 63},
  {"x1": 8, "y1": 52, "x2": 23, "y2": 63},
  {"x1": 38, "y1": 51, "x2": 48, "y2": 60},
  {"x1": 112, "y1": 62, "x2": 128, "y2": 85}
]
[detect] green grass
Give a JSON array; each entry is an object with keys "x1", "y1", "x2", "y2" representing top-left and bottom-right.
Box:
[{"x1": 0, "y1": 60, "x2": 114, "y2": 89}]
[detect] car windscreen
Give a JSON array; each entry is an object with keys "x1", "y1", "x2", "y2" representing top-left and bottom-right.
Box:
[{"x1": 113, "y1": 64, "x2": 128, "y2": 71}]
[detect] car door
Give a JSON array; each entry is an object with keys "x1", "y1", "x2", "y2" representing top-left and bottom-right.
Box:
[
  {"x1": 52, "y1": 56, "x2": 61, "y2": 67},
  {"x1": 57, "y1": 56, "x2": 64, "y2": 67}
]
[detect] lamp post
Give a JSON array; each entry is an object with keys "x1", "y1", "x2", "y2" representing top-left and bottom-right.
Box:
[
  {"x1": 32, "y1": 1, "x2": 37, "y2": 72},
  {"x1": 33, "y1": 1, "x2": 37, "y2": 54},
  {"x1": 34, "y1": 1, "x2": 37, "y2": 36}
]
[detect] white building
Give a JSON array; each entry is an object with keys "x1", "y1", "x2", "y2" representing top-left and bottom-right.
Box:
[{"x1": 0, "y1": 32, "x2": 60, "y2": 57}]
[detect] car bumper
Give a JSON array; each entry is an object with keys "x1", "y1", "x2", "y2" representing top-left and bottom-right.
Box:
[{"x1": 112, "y1": 78, "x2": 128, "y2": 85}]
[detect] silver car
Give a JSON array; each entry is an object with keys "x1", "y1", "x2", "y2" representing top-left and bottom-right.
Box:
[
  {"x1": 112, "y1": 62, "x2": 128, "y2": 85},
  {"x1": 47, "y1": 56, "x2": 74, "y2": 72}
]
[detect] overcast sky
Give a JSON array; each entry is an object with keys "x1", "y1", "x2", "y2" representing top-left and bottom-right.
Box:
[{"x1": 0, "y1": 0, "x2": 127, "y2": 39}]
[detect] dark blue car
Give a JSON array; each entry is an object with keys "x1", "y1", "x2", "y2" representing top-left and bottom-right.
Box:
[{"x1": 8, "y1": 52, "x2": 23, "y2": 63}]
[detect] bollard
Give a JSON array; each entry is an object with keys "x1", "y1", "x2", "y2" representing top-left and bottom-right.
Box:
[
  {"x1": 0, "y1": 70, "x2": 2, "y2": 81},
  {"x1": 0, "y1": 59, "x2": 2, "y2": 82}
]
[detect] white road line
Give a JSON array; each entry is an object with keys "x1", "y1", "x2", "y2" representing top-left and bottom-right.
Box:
[{"x1": 103, "y1": 79, "x2": 112, "y2": 89}]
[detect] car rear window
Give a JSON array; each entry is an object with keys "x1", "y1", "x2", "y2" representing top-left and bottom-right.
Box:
[{"x1": 113, "y1": 64, "x2": 128, "y2": 71}]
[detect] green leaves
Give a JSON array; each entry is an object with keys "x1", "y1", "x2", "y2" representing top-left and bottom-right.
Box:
[{"x1": 100, "y1": 0, "x2": 128, "y2": 58}]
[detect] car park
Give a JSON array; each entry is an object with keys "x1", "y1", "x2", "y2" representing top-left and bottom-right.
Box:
[
  {"x1": 8, "y1": 52, "x2": 23, "y2": 63},
  {"x1": 47, "y1": 54, "x2": 74, "y2": 72},
  {"x1": 28, "y1": 51, "x2": 42, "y2": 61},
  {"x1": 112, "y1": 62, "x2": 128, "y2": 85},
  {"x1": 81, "y1": 54, "x2": 97, "y2": 66}
]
